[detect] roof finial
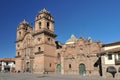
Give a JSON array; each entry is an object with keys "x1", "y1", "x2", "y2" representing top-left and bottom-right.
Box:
[
  {"x1": 71, "y1": 34, "x2": 76, "y2": 39},
  {"x1": 88, "y1": 37, "x2": 92, "y2": 43},
  {"x1": 39, "y1": 8, "x2": 50, "y2": 14},
  {"x1": 43, "y1": 8, "x2": 47, "y2": 11},
  {"x1": 23, "y1": 19, "x2": 26, "y2": 23},
  {"x1": 20, "y1": 19, "x2": 29, "y2": 24}
]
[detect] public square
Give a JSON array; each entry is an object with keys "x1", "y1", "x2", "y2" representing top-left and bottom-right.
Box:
[{"x1": 0, "y1": 73, "x2": 118, "y2": 80}]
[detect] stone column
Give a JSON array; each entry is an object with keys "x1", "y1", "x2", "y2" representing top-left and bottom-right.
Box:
[
  {"x1": 101, "y1": 56, "x2": 106, "y2": 78},
  {"x1": 61, "y1": 55, "x2": 64, "y2": 74},
  {"x1": 1, "y1": 62, "x2": 4, "y2": 72}
]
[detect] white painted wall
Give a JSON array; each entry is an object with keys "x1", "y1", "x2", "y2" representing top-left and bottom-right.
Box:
[
  {"x1": 116, "y1": 54, "x2": 119, "y2": 60},
  {"x1": 103, "y1": 45, "x2": 120, "y2": 64},
  {"x1": 1, "y1": 61, "x2": 15, "y2": 71},
  {"x1": 8, "y1": 62, "x2": 15, "y2": 68},
  {"x1": 104, "y1": 54, "x2": 115, "y2": 64},
  {"x1": 1, "y1": 62, "x2": 6, "y2": 71},
  {"x1": 65, "y1": 42, "x2": 75, "y2": 44}
]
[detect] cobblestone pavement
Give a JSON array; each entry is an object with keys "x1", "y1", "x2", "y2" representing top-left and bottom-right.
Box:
[{"x1": 0, "y1": 73, "x2": 119, "y2": 80}]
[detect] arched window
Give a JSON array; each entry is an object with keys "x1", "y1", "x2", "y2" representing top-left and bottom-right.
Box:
[
  {"x1": 47, "y1": 22, "x2": 50, "y2": 29},
  {"x1": 17, "y1": 44, "x2": 20, "y2": 47},
  {"x1": 57, "y1": 53, "x2": 61, "y2": 58},
  {"x1": 37, "y1": 38, "x2": 41, "y2": 41},
  {"x1": 19, "y1": 31, "x2": 21, "y2": 36},
  {"x1": 39, "y1": 16, "x2": 41, "y2": 19},
  {"x1": 38, "y1": 47, "x2": 41, "y2": 52},
  {"x1": 48, "y1": 38, "x2": 50, "y2": 41},
  {"x1": 106, "y1": 66, "x2": 116, "y2": 73},
  {"x1": 39, "y1": 22, "x2": 41, "y2": 29},
  {"x1": 49, "y1": 63, "x2": 51, "y2": 67},
  {"x1": 18, "y1": 52, "x2": 20, "y2": 56},
  {"x1": 69, "y1": 64, "x2": 71, "y2": 69},
  {"x1": 24, "y1": 27, "x2": 27, "y2": 30}
]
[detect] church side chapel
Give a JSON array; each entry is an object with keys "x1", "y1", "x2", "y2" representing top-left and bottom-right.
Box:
[{"x1": 56, "y1": 35, "x2": 102, "y2": 76}]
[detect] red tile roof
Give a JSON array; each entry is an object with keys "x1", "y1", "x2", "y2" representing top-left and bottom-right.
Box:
[{"x1": 0, "y1": 58, "x2": 15, "y2": 62}]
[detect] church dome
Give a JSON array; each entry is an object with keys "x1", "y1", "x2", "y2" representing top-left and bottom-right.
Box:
[{"x1": 65, "y1": 34, "x2": 77, "y2": 44}]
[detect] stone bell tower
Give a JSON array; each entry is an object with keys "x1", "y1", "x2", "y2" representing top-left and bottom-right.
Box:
[
  {"x1": 33, "y1": 8, "x2": 57, "y2": 73},
  {"x1": 34, "y1": 8, "x2": 54, "y2": 32},
  {"x1": 15, "y1": 20, "x2": 33, "y2": 72}
]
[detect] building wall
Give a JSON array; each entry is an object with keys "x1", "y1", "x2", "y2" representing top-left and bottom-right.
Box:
[
  {"x1": 44, "y1": 44, "x2": 56, "y2": 73},
  {"x1": 56, "y1": 37, "x2": 102, "y2": 76},
  {"x1": 101, "y1": 43, "x2": 120, "y2": 79},
  {"x1": 33, "y1": 54, "x2": 44, "y2": 74},
  {"x1": 15, "y1": 58, "x2": 22, "y2": 72},
  {"x1": 101, "y1": 56, "x2": 120, "y2": 79},
  {"x1": 15, "y1": 8, "x2": 56, "y2": 73},
  {"x1": 104, "y1": 45, "x2": 120, "y2": 50},
  {"x1": 104, "y1": 54, "x2": 115, "y2": 64},
  {"x1": 0, "y1": 60, "x2": 15, "y2": 72}
]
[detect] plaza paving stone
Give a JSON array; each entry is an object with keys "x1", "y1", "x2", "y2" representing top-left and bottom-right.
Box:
[{"x1": 0, "y1": 73, "x2": 119, "y2": 80}]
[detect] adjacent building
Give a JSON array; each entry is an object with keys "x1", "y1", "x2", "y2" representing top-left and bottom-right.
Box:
[
  {"x1": 98, "y1": 41, "x2": 120, "y2": 78},
  {"x1": 0, "y1": 58, "x2": 15, "y2": 72}
]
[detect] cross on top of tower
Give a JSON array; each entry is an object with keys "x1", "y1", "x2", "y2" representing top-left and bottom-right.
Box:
[
  {"x1": 20, "y1": 19, "x2": 29, "y2": 25},
  {"x1": 39, "y1": 8, "x2": 50, "y2": 14}
]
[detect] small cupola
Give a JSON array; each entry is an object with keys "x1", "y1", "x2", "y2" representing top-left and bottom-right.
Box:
[
  {"x1": 39, "y1": 8, "x2": 50, "y2": 14},
  {"x1": 17, "y1": 19, "x2": 31, "y2": 31},
  {"x1": 35, "y1": 8, "x2": 54, "y2": 22},
  {"x1": 65, "y1": 34, "x2": 77, "y2": 44},
  {"x1": 16, "y1": 19, "x2": 32, "y2": 41}
]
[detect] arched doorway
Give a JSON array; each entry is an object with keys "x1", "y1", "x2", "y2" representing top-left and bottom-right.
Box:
[
  {"x1": 79, "y1": 63, "x2": 86, "y2": 75},
  {"x1": 26, "y1": 62, "x2": 30, "y2": 72},
  {"x1": 106, "y1": 66, "x2": 116, "y2": 78},
  {"x1": 57, "y1": 64, "x2": 61, "y2": 73}
]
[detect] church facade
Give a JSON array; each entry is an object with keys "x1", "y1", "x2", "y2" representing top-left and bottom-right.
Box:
[
  {"x1": 15, "y1": 8, "x2": 56, "y2": 73},
  {"x1": 15, "y1": 8, "x2": 102, "y2": 76}
]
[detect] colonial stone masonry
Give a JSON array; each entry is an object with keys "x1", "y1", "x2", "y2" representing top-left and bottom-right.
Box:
[
  {"x1": 55, "y1": 35, "x2": 102, "y2": 76},
  {"x1": 15, "y1": 8, "x2": 102, "y2": 76},
  {"x1": 15, "y1": 8, "x2": 56, "y2": 73}
]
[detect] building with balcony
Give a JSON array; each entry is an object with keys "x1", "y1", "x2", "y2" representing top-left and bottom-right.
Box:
[{"x1": 98, "y1": 41, "x2": 120, "y2": 78}]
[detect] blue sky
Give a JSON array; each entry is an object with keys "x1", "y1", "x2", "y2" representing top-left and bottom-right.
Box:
[{"x1": 0, "y1": 0, "x2": 120, "y2": 58}]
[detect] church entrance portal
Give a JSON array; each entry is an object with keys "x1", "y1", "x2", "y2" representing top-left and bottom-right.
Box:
[
  {"x1": 26, "y1": 62, "x2": 30, "y2": 72},
  {"x1": 79, "y1": 63, "x2": 86, "y2": 75},
  {"x1": 57, "y1": 64, "x2": 61, "y2": 73}
]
